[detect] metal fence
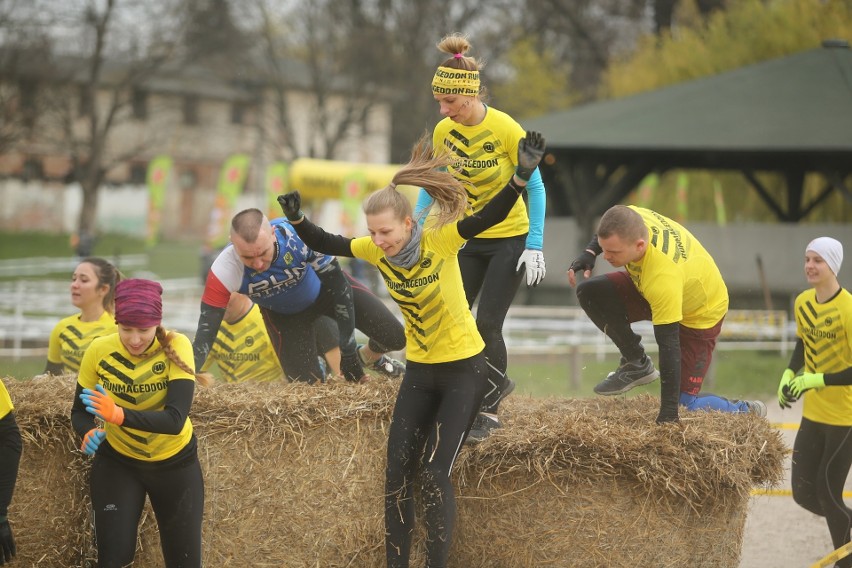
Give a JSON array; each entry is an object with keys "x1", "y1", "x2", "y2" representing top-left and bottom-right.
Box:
[{"x1": 1, "y1": 274, "x2": 792, "y2": 368}]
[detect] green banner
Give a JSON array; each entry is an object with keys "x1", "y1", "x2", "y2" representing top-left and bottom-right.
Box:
[
  {"x1": 713, "y1": 179, "x2": 727, "y2": 226},
  {"x1": 676, "y1": 172, "x2": 689, "y2": 222},
  {"x1": 635, "y1": 173, "x2": 658, "y2": 209},
  {"x1": 265, "y1": 162, "x2": 289, "y2": 220},
  {"x1": 206, "y1": 154, "x2": 251, "y2": 249},
  {"x1": 340, "y1": 172, "x2": 368, "y2": 237},
  {"x1": 145, "y1": 155, "x2": 172, "y2": 247}
]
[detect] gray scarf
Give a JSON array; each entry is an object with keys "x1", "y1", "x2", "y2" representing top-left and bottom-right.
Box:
[{"x1": 386, "y1": 223, "x2": 423, "y2": 269}]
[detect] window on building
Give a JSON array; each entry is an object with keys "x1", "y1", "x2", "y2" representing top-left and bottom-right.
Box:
[
  {"x1": 132, "y1": 89, "x2": 148, "y2": 120},
  {"x1": 79, "y1": 85, "x2": 93, "y2": 117},
  {"x1": 21, "y1": 157, "x2": 44, "y2": 182},
  {"x1": 18, "y1": 80, "x2": 37, "y2": 128},
  {"x1": 231, "y1": 102, "x2": 246, "y2": 124},
  {"x1": 183, "y1": 95, "x2": 199, "y2": 125},
  {"x1": 129, "y1": 163, "x2": 147, "y2": 185}
]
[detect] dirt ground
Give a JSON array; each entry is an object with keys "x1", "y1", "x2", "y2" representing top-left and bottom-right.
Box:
[{"x1": 739, "y1": 399, "x2": 850, "y2": 568}]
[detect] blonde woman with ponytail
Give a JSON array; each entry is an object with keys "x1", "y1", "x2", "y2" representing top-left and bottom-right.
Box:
[
  {"x1": 279, "y1": 130, "x2": 546, "y2": 568},
  {"x1": 70, "y1": 278, "x2": 210, "y2": 568}
]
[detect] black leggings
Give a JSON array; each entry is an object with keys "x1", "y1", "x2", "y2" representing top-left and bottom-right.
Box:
[
  {"x1": 574, "y1": 273, "x2": 649, "y2": 363},
  {"x1": 262, "y1": 282, "x2": 362, "y2": 383},
  {"x1": 90, "y1": 444, "x2": 204, "y2": 568},
  {"x1": 0, "y1": 412, "x2": 21, "y2": 518},
  {"x1": 458, "y1": 236, "x2": 525, "y2": 412},
  {"x1": 346, "y1": 271, "x2": 406, "y2": 353},
  {"x1": 385, "y1": 354, "x2": 489, "y2": 568},
  {"x1": 310, "y1": 273, "x2": 406, "y2": 356},
  {"x1": 792, "y1": 417, "x2": 852, "y2": 568}
]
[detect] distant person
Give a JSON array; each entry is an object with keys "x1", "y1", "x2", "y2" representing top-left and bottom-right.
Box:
[
  {"x1": 71, "y1": 278, "x2": 211, "y2": 568},
  {"x1": 202, "y1": 292, "x2": 343, "y2": 382},
  {"x1": 567, "y1": 205, "x2": 766, "y2": 423},
  {"x1": 778, "y1": 237, "x2": 852, "y2": 568},
  {"x1": 413, "y1": 33, "x2": 548, "y2": 443},
  {"x1": 280, "y1": 129, "x2": 546, "y2": 568},
  {"x1": 0, "y1": 381, "x2": 21, "y2": 565},
  {"x1": 44, "y1": 257, "x2": 121, "y2": 375}
]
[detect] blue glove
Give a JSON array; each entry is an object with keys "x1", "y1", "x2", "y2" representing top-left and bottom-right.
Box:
[
  {"x1": 80, "y1": 428, "x2": 106, "y2": 456},
  {"x1": 777, "y1": 368, "x2": 797, "y2": 409},
  {"x1": 789, "y1": 372, "x2": 825, "y2": 399}
]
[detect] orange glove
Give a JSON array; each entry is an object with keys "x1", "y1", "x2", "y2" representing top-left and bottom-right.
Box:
[
  {"x1": 80, "y1": 428, "x2": 106, "y2": 455},
  {"x1": 80, "y1": 385, "x2": 125, "y2": 425}
]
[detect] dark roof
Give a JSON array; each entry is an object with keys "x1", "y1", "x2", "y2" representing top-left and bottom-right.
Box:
[{"x1": 523, "y1": 43, "x2": 852, "y2": 156}]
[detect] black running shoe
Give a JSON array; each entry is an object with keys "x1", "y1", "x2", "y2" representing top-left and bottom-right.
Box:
[{"x1": 465, "y1": 412, "x2": 501, "y2": 444}]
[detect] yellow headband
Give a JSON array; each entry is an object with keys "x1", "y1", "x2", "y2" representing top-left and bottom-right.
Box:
[{"x1": 431, "y1": 66, "x2": 480, "y2": 96}]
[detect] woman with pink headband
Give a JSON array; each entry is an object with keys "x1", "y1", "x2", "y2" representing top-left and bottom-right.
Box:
[
  {"x1": 414, "y1": 33, "x2": 548, "y2": 442},
  {"x1": 70, "y1": 278, "x2": 212, "y2": 567}
]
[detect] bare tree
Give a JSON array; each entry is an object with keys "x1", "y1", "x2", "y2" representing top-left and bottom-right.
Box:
[
  {"x1": 249, "y1": 0, "x2": 509, "y2": 163},
  {"x1": 0, "y1": 0, "x2": 53, "y2": 154},
  {"x1": 11, "y1": 0, "x2": 185, "y2": 246},
  {"x1": 519, "y1": 0, "x2": 651, "y2": 103}
]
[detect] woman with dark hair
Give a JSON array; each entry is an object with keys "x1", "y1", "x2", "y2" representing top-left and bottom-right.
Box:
[
  {"x1": 44, "y1": 257, "x2": 122, "y2": 375},
  {"x1": 279, "y1": 130, "x2": 545, "y2": 568}
]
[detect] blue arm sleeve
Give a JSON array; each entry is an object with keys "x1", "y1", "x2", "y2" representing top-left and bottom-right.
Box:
[
  {"x1": 413, "y1": 189, "x2": 434, "y2": 227},
  {"x1": 524, "y1": 167, "x2": 546, "y2": 250}
]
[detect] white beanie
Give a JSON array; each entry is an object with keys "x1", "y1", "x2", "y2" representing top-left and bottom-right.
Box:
[{"x1": 806, "y1": 237, "x2": 843, "y2": 276}]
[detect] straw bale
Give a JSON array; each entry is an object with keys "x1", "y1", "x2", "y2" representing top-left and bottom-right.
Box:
[{"x1": 2, "y1": 375, "x2": 785, "y2": 568}]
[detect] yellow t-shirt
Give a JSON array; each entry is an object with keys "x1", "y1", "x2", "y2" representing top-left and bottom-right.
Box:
[
  {"x1": 77, "y1": 331, "x2": 196, "y2": 461},
  {"x1": 625, "y1": 206, "x2": 728, "y2": 329},
  {"x1": 202, "y1": 303, "x2": 282, "y2": 383},
  {"x1": 351, "y1": 224, "x2": 484, "y2": 364},
  {"x1": 432, "y1": 106, "x2": 528, "y2": 239},
  {"x1": 795, "y1": 287, "x2": 852, "y2": 426},
  {"x1": 48, "y1": 311, "x2": 117, "y2": 373},
  {"x1": 0, "y1": 381, "x2": 13, "y2": 420}
]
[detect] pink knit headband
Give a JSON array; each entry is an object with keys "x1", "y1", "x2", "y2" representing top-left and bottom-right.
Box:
[{"x1": 114, "y1": 278, "x2": 163, "y2": 328}]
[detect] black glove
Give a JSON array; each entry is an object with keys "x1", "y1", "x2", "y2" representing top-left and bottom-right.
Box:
[
  {"x1": 0, "y1": 520, "x2": 15, "y2": 565},
  {"x1": 277, "y1": 191, "x2": 304, "y2": 222},
  {"x1": 569, "y1": 236, "x2": 602, "y2": 275},
  {"x1": 569, "y1": 250, "x2": 597, "y2": 275},
  {"x1": 515, "y1": 131, "x2": 546, "y2": 181}
]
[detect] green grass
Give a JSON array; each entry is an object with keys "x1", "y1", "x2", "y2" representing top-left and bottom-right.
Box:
[
  {"x1": 507, "y1": 348, "x2": 786, "y2": 400},
  {"x1": 4, "y1": 349, "x2": 787, "y2": 401},
  {"x1": 0, "y1": 230, "x2": 204, "y2": 280}
]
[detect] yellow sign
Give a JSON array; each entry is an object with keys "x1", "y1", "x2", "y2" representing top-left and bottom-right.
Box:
[{"x1": 288, "y1": 159, "x2": 400, "y2": 200}]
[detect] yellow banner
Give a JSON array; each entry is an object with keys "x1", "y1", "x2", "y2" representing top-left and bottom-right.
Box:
[{"x1": 288, "y1": 159, "x2": 400, "y2": 200}]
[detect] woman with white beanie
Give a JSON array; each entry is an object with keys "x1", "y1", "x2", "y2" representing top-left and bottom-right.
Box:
[{"x1": 778, "y1": 236, "x2": 852, "y2": 567}]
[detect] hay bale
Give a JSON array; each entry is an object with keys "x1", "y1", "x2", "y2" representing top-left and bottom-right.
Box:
[{"x1": 2, "y1": 375, "x2": 785, "y2": 567}]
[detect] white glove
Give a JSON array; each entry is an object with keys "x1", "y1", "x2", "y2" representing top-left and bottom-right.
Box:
[{"x1": 516, "y1": 249, "x2": 546, "y2": 287}]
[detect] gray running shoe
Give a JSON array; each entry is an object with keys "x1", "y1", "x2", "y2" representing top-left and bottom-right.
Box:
[
  {"x1": 370, "y1": 353, "x2": 405, "y2": 379},
  {"x1": 594, "y1": 357, "x2": 659, "y2": 396},
  {"x1": 745, "y1": 400, "x2": 767, "y2": 418}
]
